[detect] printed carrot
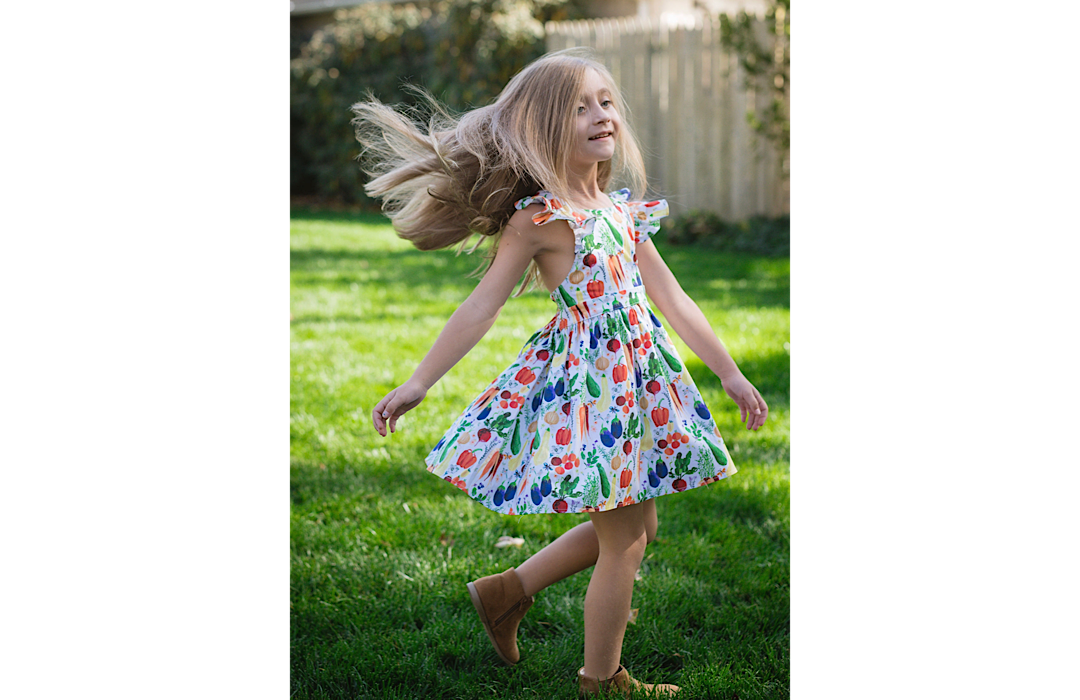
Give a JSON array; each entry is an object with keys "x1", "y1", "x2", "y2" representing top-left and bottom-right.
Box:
[{"x1": 668, "y1": 382, "x2": 685, "y2": 417}]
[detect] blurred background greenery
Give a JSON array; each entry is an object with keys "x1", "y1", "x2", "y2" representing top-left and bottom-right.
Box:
[
  {"x1": 289, "y1": 1, "x2": 794, "y2": 253},
  {"x1": 291, "y1": 0, "x2": 590, "y2": 206}
]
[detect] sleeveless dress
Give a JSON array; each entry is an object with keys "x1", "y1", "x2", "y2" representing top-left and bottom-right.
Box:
[{"x1": 424, "y1": 189, "x2": 736, "y2": 514}]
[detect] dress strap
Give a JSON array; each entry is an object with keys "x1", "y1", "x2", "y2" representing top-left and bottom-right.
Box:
[
  {"x1": 514, "y1": 190, "x2": 590, "y2": 228},
  {"x1": 514, "y1": 191, "x2": 597, "y2": 254},
  {"x1": 626, "y1": 198, "x2": 670, "y2": 245}
]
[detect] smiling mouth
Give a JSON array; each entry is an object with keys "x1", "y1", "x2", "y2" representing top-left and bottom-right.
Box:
[{"x1": 589, "y1": 132, "x2": 613, "y2": 140}]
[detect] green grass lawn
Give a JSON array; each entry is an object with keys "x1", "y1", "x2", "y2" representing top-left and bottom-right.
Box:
[{"x1": 291, "y1": 207, "x2": 790, "y2": 699}]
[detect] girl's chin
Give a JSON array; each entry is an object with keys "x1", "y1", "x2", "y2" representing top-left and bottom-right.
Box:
[{"x1": 584, "y1": 141, "x2": 616, "y2": 156}]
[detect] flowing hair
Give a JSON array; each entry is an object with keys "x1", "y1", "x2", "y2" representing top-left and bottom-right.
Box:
[{"x1": 351, "y1": 48, "x2": 647, "y2": 293}]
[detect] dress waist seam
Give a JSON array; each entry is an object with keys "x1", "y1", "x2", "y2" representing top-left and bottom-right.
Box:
[{"x1": 551, "y1": 290, "x2": 648, "y2": 319}]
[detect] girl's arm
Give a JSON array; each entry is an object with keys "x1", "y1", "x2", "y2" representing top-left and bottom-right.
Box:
[
  {"x1": 635, "y1": 239, "x2": 769, "y2": 431},
  {"x1": 372, "y1": 212, "x2": 547, "y2": 436}
]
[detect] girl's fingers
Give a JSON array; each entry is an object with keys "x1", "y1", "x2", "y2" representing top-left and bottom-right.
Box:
[
  {"x1": 385, "y1": 394, "x2": 418, "y2": 434},
  {"x1": 374, "y1": 385, "x2": 427, "y2": 436},
  {"x1": 750, "y1": 390, "x2": 767, "y2": 430},
  {"x1": 384, "y1": 398, "x2": 402, "y2": 433},
  {"x1": 372, "y1": 391, "x2": 396, "y2": 435}
]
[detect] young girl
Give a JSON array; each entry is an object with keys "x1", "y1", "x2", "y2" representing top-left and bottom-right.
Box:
[{"x1": 357, "y1": 49, "x2": 768, "y2": 697}]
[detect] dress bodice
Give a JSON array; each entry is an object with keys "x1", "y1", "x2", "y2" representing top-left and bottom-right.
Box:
[{"x1": 514, "y1": 189, "x2": 669, "y2": 323}]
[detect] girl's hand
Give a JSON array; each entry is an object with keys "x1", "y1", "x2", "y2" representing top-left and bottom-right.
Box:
[
  {"x1": 372, "y1": 380, "x2": 427, "y2": 436},
  {"x1": 720, "y1": 371, "x2": 769, "y2": 431}
]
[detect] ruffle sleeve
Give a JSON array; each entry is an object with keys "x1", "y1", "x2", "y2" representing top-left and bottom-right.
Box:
[
  {"x1": 515, "y1": 190, "x2": 596, "y2": 252},
  {"x1": 626, "y1": 198, "x2": 670, "y2": 245}
]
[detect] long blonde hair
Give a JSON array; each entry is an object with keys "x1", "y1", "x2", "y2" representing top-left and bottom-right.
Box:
[{"x1": 351, "y1": 48, "x2": 647, "y2": 292}]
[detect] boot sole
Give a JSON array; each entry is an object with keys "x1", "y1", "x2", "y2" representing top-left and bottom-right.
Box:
[{"x1": 466, "y1": 580, "x2": 516, "y2": 666}]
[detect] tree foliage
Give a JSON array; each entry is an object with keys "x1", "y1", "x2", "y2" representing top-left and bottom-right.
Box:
[
  {"x1": 290, "y1": 0, "x2": 586, "y2": 204},
  {"x1": 662, "y1": 210, "x2": 789, "y2": 257},
  {"x1": 719, "y1": 0, "x2": 789, "y2": 160}
]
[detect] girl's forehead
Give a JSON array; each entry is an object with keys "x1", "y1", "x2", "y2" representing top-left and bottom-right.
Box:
[{"x1": 580, "y1": 68, "x2": 613, "y2": 97}]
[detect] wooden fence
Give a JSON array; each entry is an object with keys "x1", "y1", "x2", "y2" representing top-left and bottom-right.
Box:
[{"x1": 546, "y1": 15, "x2": 789, "y2": 220}]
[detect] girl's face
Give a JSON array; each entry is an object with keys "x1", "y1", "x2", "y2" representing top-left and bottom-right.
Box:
[{"x1": 570, "y1": 68, "x2": 621, "y2": 170}]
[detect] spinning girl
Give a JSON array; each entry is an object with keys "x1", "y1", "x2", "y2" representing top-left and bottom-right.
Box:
[{"x1": 357, "y1": 49, "x2": 768, "y2": 697}]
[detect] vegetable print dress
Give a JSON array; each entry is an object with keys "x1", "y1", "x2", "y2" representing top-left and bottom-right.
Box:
[{"x1": 425, "y1": 189, "x2": 736, "y2": 514}]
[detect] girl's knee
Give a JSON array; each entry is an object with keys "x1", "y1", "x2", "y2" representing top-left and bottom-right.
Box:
[
  {"x1": 643, "y1": 500, "x2": 658, "y2": 544},
  {"x1": 625, "y1": 531, "x2": 649, "y2": 562},
  {"x1": 591, "y1": 511, "x2": 647, "y2": 552}
]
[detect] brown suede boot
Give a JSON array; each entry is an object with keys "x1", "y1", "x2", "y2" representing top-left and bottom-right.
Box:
[
  {"x1": 577, "y1": 665, "x2": 680, "y2": 698},
  {"x1": 466, "y1": 567, "x2": 534, "y2": 665}
]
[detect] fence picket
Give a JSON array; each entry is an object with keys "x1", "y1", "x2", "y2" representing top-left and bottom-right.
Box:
[{"x1": 546, "y1": 15, "x2": 788, "y2": 219}]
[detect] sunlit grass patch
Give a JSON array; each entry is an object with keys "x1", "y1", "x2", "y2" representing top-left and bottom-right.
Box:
[{"x1": 291, "y1": 207, "x2": 789, "y2": 699}]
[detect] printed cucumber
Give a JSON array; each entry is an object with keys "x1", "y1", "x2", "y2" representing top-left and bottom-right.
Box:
[
  {"x1": 607, "y1": 220, "x2": 624, "y2": 247},
  {"x1": 659, "y1": 344, "x2": 682, "y2": 373},
  {"x1": 586, "y1": 372, "x2": 601, "y2": 398},
  {"x1": 596, "y1": 463, "x2": 611, "y2": 499},
  {"x1": 510, "y1": 419, "x2": 522, "y2": 455},
  {"x1": 704, "y1": 438, "x2": 728, "y2": 466},
  {"x1": 558, "y1": 286, "x2": 575, "y2": 308}
]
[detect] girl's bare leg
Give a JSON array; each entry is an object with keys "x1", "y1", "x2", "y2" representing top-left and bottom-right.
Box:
[
  {"x1": 582, "y1": 502, "x2": 649, "y2": 680},
  {"x1": 515, "y1": 520, "x2": 598, "y2": 598},
  {"x1": 515, "y1": 498, "x2": 657, "y2": 598}
]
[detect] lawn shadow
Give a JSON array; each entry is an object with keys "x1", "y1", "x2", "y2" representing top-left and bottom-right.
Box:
[
  {"x1": 659, "y1": 245, "x2": 789, "y2": 311},
  {"x1": 686, "y1": 349, "x2": 790, "y2": 412},
  {"x1": 290, "y1": 207, "x2": 389, "y2": 226}
]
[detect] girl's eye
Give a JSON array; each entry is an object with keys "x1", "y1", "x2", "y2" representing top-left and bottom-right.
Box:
[
  {"x1": 577, "y1": 105, "x2": 586, "y2": 114},
  {"x1": 602, "y1": 100, "x2": 612, "y2": 108}
]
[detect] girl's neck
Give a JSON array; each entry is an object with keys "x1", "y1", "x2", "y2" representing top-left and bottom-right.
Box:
[{"x1": 563, "y1": 164, "x2": 609, "y2": 209}]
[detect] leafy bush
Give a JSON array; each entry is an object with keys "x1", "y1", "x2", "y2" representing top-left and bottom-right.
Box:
[
  {"x1": 661, "y1": 210, "x2": 789, "y2": 257},
  {"x1": 290, "y1": 0, "x2": 586, "y2": 206}
]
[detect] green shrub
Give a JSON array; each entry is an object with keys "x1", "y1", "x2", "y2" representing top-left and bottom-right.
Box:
[
  {"x1": 661, "y1": 210, "x2": 789, "y2": 257},
  {"x1": 290, "y1": 0, "x2": 586, "y2": 206}
]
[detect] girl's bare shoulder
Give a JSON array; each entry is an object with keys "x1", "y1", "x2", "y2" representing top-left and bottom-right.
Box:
[
  {"x1": 504, "y1": 204, "x2": 573, "y2": 248},
  {"x1": 506, "y1": 202, "x2": 546, "y2": 231}
]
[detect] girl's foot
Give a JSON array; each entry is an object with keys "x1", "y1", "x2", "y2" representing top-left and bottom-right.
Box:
[
  {"x1": 466, "y1": 567, "x2": 533, "y2": 665},
  {"x1": 577, "y1": 665, "x2": 680, "y2": 697}
]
